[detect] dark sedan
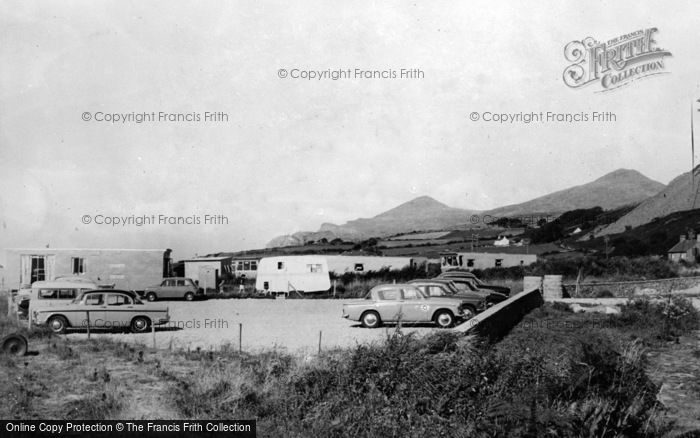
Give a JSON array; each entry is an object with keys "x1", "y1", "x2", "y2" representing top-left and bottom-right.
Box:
[{"x1": 437, "y1": 270, "x2": 511, "y2": 296}]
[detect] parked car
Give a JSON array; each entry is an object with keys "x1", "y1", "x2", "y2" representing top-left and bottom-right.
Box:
[
  {"x1": 144, "y1": 277, "x2": 202, "y2": 301},
  {"x1": 33, "y1": 290, "x2": 169, "y2": 334},
  {"x1": 23, "y1": 279, "x2": 98, "y2": 320},
  {"x1": 342, "y1": 284, "x2": 473, "y2": 329},
  {"x1": 407, "y1": 279, "x2": 487, "y2": 314},
  {"x1": 435, "y1": 276, "x2": 508, "y2": 306},
  {"x1": 438, "y1": 270, "x2": 511, "y2": 296}
]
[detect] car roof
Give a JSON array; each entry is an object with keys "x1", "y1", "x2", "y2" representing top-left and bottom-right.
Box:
[
  {"x1": 439, "y1": 271, "x2": 476, "y2": 277},
  {"x1": 80, "y1": 289, "x2": 139, "y2": 298},
  {"x1": 408, "y1": 279, "x2": 452, "y2": 286},
  {"x1": 370, "y1": 283, "x2": 420, "y2": 291},
  {"x1": 32, "y1": 281, "x2": 97, "y2": 289}
]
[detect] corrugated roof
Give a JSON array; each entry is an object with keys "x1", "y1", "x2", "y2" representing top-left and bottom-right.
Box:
[{"x1": 667, "y1": 240, "x2": 698, "y2": 253}]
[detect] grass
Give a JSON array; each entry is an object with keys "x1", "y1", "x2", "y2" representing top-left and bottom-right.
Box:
[
  {"x1": 2, "y1": 287, "x2": 699, "y2": 436},
  {"x1": 163, "y1": 299, "x2": 699, "y2": 437}
]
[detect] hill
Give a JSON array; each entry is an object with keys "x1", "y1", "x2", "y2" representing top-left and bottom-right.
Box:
[
  {"x1": 486, "y1": 169, "x2": 664, "y2": 218},
  {"x1": 599, "y1": 167, "x2": 700, "y2": 236},
  {"x1": 578, "y1": 208, "x2": 700, "y2": 257},
  {"x1": 266, "y1": 196, "x2": 477, "y2": 247},
  {"x1": 266, "y1": 169, "x2": 664, "y2": 248}
]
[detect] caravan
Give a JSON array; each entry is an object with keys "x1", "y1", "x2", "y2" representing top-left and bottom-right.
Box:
[{"x1": 255, "y1": 256, "x2": 331, "y2": 295}]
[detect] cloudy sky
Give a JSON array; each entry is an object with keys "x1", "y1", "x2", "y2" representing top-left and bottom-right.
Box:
[{"x1": 1, "y1": 0, "x2": 699, "y2": 262}]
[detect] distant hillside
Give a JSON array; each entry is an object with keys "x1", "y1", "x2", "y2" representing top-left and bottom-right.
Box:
[
  {"x1": 486, "y1": 169, "x2": 664, "y2": 218},
  {"x1": 266, "y1": 169, "x2": 664, "y2": 248},
  {"x1": 599, "y1": 168, "x2": 699, "y2": 236},
  {"x1": 266, "y1": 196, "x2": 477, "y2": 248},
  {"x1": 579, "y1": 208, "x2": 700, "y2": 257}
]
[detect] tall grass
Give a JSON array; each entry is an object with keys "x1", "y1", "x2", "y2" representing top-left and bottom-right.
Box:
[{"x1": 166, "y1": 299, "x2": 699, "y2": 436}]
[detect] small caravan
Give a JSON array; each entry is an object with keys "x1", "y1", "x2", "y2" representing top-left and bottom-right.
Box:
[{"x1": 255, "y1": 256, "x2": 331, "y2": 295}]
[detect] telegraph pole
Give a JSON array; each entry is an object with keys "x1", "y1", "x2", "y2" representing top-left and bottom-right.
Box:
[{"x1": 690, "y1": 99, "x2": 700, "y2": 210}]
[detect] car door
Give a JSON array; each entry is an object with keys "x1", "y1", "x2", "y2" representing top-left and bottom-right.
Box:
[
  {"x1": 161, "y1": 279, "x2": 176, "y2": 298},
  {"x1": 400, "y1": 287, "x2": 431, "y2": 322},
  {"x1": 375, "y1": 288, "x2": 402, "y2": 322},
  {"x1": 76, "y1": 293, "x2": 106, "y2": 329},
  {"x1": 175, "y1": 279, "x2": 188, "y2": 298},
  {"x1": 104, "y1": 293, "x2": 133, "y2": 330}
]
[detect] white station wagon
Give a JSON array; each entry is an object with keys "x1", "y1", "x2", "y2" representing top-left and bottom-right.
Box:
[{"x1": 33, "y1": 289, "x2": 170, "y2": 333}]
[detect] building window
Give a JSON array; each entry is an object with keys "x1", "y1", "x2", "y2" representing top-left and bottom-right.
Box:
[
  {"x1": 243, "y1": 261, "x2": 251, "y2": 271},
  {"x1": 277, "y1": 262, "x2": 284, "y2": 270},
  {"x1": 467, "y1": 259, "x2": 475, "y2": 267},
  {"x1": 72, "y1": 257, "x2": 85, "y2": 275},
  {"x1": 251, "y1": 261, "x2": 257, "y2": 271},
  {"x1": 307, "y1": 264, "x2": 322, "y2": 273},
  {"x1": 495, "y1": 259, "x2": 503, "y2": 267},
  {"x1": 354, "y1": 263, "x2": 364, "y2": 271},
  {"x1": 31, "y1": 256, "x2": 46, "y2": 283}
]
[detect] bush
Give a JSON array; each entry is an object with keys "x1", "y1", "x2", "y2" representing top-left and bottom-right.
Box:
[{"x1": 613, "y1": 295, "x2": 700, "y2": 343}]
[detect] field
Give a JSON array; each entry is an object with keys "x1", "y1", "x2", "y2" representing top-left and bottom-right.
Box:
[{"x1": 61, "y1": 299, "x2": 437, "y2": 354}]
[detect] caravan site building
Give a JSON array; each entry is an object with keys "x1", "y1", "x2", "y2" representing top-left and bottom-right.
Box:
[
  {"x1": 324, "y1": 255, "x2": 426, "y2": 274},
  {"x1": 182, "y1": 256, "x2": 233, "y2": 289},
  {"x1": 441, "y1": 251, "x2": 537, "y2": 271},
  {"x1": 3, "y1": 248, "x2": 172, "y2": 292}
]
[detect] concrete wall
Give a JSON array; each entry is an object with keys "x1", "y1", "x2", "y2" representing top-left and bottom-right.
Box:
[
  {"x1": 562, "y1": 276, "x2": 700, "y2": 298},
  {"x1": 454, "y1": 287, "x2": 544, "y2": 343},
  {"x1": 4, "y1": 249, "x2": 166, "y2": 291}
]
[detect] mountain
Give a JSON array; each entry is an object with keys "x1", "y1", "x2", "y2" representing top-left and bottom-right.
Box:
[
  {"x1": 265, "y1": 169, "x2": 665, "y2": 248},
  {"x1": 485, "y1": 169, "x2": 664, "y2": 218},
  {"x1": 265, "y1": 196, "x2": 477, "y2": 247},
  {"x1": 598, "y1": 168, "x2": 699, "y2": 236}
]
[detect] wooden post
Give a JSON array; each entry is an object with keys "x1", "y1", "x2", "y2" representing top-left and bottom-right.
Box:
[
  {"x1": 318, "y1": 330, "x2": 322, "y2": 355},
  {"x1": 152, "y1": 319, "x2": 156, "y2": 349},
  {"x1": 86, "y1": 310, "x2": 91, "y2": 340},
  {"x1": 7, "y1": 291, "x2": 13, "y2": 318},
  {"x1": 333, "y1": 280, "x2": 336, "y2": 297},
  {"x1": 238, "y1": 323, "x2": 242, "y2": 353}
]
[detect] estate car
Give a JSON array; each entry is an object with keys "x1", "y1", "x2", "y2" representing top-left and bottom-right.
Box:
[{"x1": 33, "y1": 289, "x2": 170, "y2": 333}]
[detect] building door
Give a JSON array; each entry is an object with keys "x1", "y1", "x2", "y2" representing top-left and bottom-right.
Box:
[{"x1": 31, "y1": 256, "x2": 45, "y2": 283}]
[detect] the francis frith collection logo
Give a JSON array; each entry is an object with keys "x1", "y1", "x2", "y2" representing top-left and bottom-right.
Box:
[{"x1": 563, "y1": 28, "x2": 672, "y2": 92}]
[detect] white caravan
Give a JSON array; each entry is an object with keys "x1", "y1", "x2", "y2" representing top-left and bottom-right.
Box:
[{"x1": 255, "y1": 256, "x2": 331, "y2": 295}]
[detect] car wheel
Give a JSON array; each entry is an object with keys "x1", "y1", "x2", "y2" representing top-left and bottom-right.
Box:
[
  {"x1": 48, "y1": 315, "x2": 68, "y2": 334},
  {"x1": 1, "y1": 334, "x2": 28, "y2": 356},
  {"x1": 184, "y1": 292, "x2": 194, "y2": 301},
  {"x1": 361, "y1": 311, "x2": 381, "y2": 329},
  {"x1": 462, "y1": 305, "x2": 476, "y2": 320},
  {"x1": 131, "y1": 316, "x2": 151, "y2": 333},
  {"x1": 434, "y1": 310, "x2": 455, "y2": 328},
  {"x1": 146, "y1": 292, "x2": 157, "y2": 302}
]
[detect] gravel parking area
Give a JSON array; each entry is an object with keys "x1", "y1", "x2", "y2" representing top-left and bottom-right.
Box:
[{"x1": 65, "y1": 298, "x2": 436, "y2": 354}]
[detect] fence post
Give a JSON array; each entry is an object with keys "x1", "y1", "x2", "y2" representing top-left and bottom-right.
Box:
[
  {"x1": 333, "y1": 280, "x2": 336, "y2": 297},
  {"x1": 318, "y1": 330, "x2": 322, "y2": 355},
  {"x1": 7, "y1": 291, "x2": 13, "y2": 318},
  {"x1": 86, "y1": 310, "x2": 91, "y2": 340},
  {"x1": 239, "y1": 323, "x2": 242, "y2": 353}
]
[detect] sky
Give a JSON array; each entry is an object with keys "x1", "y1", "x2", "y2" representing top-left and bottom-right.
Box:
[{"x1": 1, "y1": 0, "x2": 700, "y2": 263}]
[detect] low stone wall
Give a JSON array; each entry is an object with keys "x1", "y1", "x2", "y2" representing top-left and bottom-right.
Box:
[
  {"x1": 454, "y1": 288, "x2": 544, "y2": 343},
  {"x1": 562, "y1": 276, "x2": 700, "y2": 298}
]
